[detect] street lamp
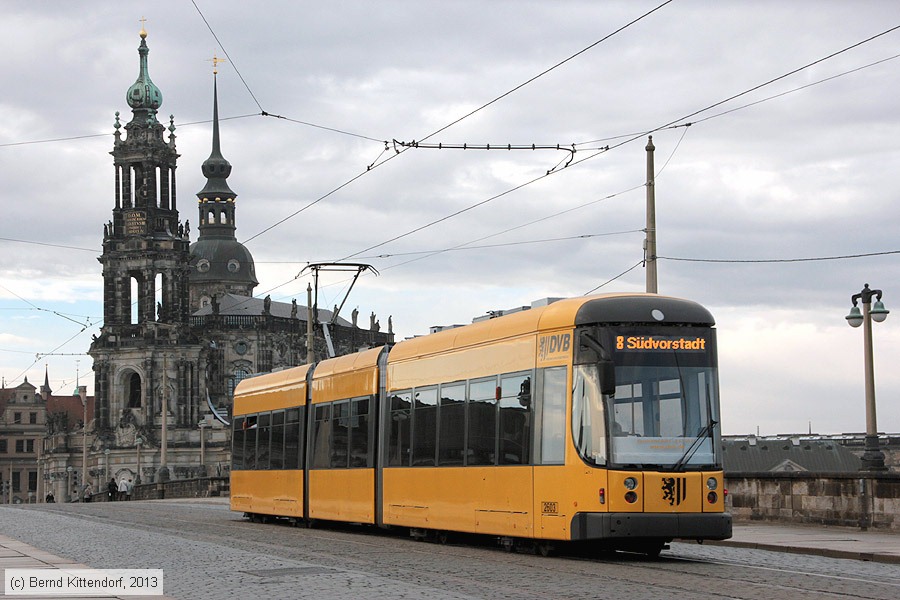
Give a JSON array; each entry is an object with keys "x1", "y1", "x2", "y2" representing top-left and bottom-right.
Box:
[
  {"x1": 846, "y1": 283, "x2": 889, "y2": 471},
  {"x1": 77, "y1": 386, "x2": 88, "y2": 497},
  {"x1": 135, "y1": 437, "x2": 143, "y2": 485},
  {"x1": 104, "y1": 448, "x2": 111, "y2": 484},
  {"x1": 66, "y1": 466, "x2": 73, "y2": 503},
  {"x1": 198, "y1": 418, "x2": 207, "y2": 475}
]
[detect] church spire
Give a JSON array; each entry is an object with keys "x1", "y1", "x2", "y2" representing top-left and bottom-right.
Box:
[
  {"x1": 197, "y1": 64, "x2": 236, "y2": 204},
  {"x1": 196, "y1": 58, "x2": 238, "y2": 240},
  {"x1": 125, "y1": 21, "x2": 163, "y2": 125},
  {"x1": 189, "y1": 61, "x2": 258, "y2": 309},
  {"x1": 40, "y1": 365, "x2": 51, "y2": 400}
]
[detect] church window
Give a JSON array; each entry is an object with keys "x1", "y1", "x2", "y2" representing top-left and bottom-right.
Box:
[
  {"x1": 197, "y1": 259, "x2": 210, "y2": 273},
  {"x1": 130, "y1": 277, "x2": 139, "y2": 324},
  {"x1": 227, "y1": 259, "x2": 240, "y2": 273},
  {"x1": 155, "y1": 273, "x2": 163, "y2": 322},
  {"x1": 228, "y1": 367, "x2": 251, "y2": 399},
  {"x1": 155, "y1": 167, "x2": 162, "y2": 208},
  {"x1": 127, "y1": 373, "x2": 142, "y2": 408}
]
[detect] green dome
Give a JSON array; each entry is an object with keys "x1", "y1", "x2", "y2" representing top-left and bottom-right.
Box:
[{"x1": 126, "y1": 31, "x2": 162, "y2": 116}]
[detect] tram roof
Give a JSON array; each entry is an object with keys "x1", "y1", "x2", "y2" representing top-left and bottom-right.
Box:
[
  {"x1": 311, "y1": 346, "x2": 383, "y2": 379},
  {"x1": 233, "y1": 363, "x2": 311, "y2": 401},
  {"x1": 389, "y1": 293, "x2": 712, "y2": 362}
]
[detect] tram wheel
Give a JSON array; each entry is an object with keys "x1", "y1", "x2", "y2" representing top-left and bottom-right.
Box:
[{"x1": 537, "y1": 542, "x2": 555, "y2": 557}]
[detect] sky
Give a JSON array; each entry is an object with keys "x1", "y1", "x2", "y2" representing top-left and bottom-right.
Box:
[{"x1": 1, "y1": 0, "x2": 899, "y2": 436}]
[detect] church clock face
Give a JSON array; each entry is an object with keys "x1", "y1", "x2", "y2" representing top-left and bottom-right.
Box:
[
  {"x1": 234, "y1": 340, "x2": 249, "y2": 355},
  {"x1": 227, "y1": 259, "x2": 240, "y2": 273}
]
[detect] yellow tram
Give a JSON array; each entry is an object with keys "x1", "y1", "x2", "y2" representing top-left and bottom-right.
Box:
[{"x1": 231, "y1": 294, "x2": 732, "y2": 554}]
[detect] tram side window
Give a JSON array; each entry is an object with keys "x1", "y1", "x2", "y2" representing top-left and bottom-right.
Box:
[
  {"x1": 270, "y1": 411, "x2": 285, "y2": 470},
  {"x1": 412, "y1": 387, "x2": 438, "y2": 466},
  {"x1": 388, "y1": 391, "x2": 412, "y2": 466},
  {"x1": 284, "y1": 408, "x2": 303, "y2": 469},
  {"x1": 332, "y1": 401, "x2": 350, "y2": 468},
  {"x1": 438, "y1": 383, "x2": 466, "y2": 466},
  {"x1": 311, "y1": 404, "x2": 333, "y2": 469},
  {"x1": 256, "y1": 413, "x2": 271, "y2": 470},
  {"x1": 232, "y1": 416, "x2": 245, "y2": 470},
  {"x1": 539, "y1": 367, "x2": 567, "y2": 465},
  {"x1": 467, "y1": 377, "x2": 498, "y2": 466},
  {"x1": 499, "y1": 373, "x2": 532, "y2": 465},
  {"x1": 350, "y1": 397, "x2": 371, "y2": 468},
  {"x1": 245, "y1": 415, "x2": 258, "y2": 470}
]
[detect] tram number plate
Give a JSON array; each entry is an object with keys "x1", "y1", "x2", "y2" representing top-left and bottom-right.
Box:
[{"x1": 541, "y1": 501, "x2": 558, "y2": 515}]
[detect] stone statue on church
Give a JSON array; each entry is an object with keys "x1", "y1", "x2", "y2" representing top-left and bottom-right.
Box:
[
  {"x1": 115, "y1": 408, "x2": 138, "y2": 447},
  {"x1": 291, "y1": 299, "x2": 298, "y2": 319},
  {"x1": 263, "y1": 295, "x2": 271, "y2": 314},
  {"x1": 352, "y1": 307, "x2": 359, "y2": 327}
]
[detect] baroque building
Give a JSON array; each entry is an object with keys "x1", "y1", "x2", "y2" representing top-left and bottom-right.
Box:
[
  {"x1": 2, "y1": 371, "x2": 95, "y2": 504},
  {"x1": 68, "y1": 27, "x2": 393, "y2": 491}
]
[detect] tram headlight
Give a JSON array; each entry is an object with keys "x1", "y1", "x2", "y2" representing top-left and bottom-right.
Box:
[
  {"x1": 623, "y1": 477, "x2": 638, "y2": 490},
  {"x1": 706, "y1": 477, "x2": 718, "y2": 491}
]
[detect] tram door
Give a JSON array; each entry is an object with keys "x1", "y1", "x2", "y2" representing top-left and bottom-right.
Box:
[{"x1": 533, "y1": 366, "x2": 570, "y2": 540}]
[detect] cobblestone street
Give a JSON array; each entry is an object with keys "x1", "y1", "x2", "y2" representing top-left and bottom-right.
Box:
[{"x1": 2, "y1": 499, "x2": 898, "y2": 600}]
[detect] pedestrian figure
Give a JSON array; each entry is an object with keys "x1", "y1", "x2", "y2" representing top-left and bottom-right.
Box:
[
  {"x1": 117, "y1": 478, "x2": 128, "y2": 501},
  {"x1": 126, "y1": 479, "x2": 134, "y2": 501},
  {"x1": 82, "y1": 483, "x2": 93, "y2": 503},
  {"x1": 45, "y1": 491, "x2": 55, "y2": 503},
  {"x1": 107, "y1": 478, "x2": 117, "y2": 501}
]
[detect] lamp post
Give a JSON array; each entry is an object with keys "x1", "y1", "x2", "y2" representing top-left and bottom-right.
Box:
[
  {"x1": 135, "y1": 437, "x2": 143, "y2": 485},
  {"x1": 199, "y1": 419, "x2": 207, "y2": 475},
  {"x1": 158, "y1": 356, "x2": 170, "y2": 482},
  {"x1": 78, "y1": 386, "x2": 88, "y2": 497},
  {"x1": 846, "y1": 283, "x2": 889, "y2": 471},
  {"x1": 66, "y1": 466, "x2": 73, "y2": 503},
  {"x1": 104, "y1": 448, "x2": 111, "y2": 483}
]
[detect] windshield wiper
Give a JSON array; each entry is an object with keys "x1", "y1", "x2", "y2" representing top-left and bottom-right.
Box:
[{"x1": 670, "y1": 419, "x2": 718, "y2": 472}]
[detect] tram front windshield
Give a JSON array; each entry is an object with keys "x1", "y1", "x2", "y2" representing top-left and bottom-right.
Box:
[{"x1": 572, "y1": 326, "x2": 721, "y2": 470}]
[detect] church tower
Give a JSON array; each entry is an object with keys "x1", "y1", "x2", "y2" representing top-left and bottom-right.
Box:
[
  {"x1": 89, "y1": 26, "x2": 204, "y2": 480},
  {"x1": 189, "y1": 61, "x2": 258, "y2": 311}
]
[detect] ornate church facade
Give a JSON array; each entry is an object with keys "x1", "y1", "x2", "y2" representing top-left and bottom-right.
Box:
[{"x1": 36, "y1": 28, "x2": 392, "y2": 495}]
